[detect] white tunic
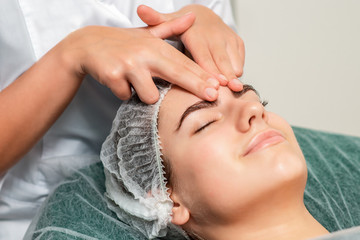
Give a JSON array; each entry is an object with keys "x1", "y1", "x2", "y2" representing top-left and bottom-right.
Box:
[{"x1": 0, "y1": 0, "x2": 236, "y2": 239}]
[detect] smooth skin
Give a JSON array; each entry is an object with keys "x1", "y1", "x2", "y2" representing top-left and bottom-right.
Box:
[
  {"x1": 138, "y1": 4, "x2": 245, "y2": 90},
  {"x1": 0, "y1": 5, "x2": 244, "y2": 174},
  {"x1": 158, "y1": 86, "x2": 329, "y2": 240}
]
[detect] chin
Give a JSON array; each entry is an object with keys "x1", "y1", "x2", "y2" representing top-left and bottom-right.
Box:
[{"x1": 269, "y1": 142, "x2": 308, "y2": 187}]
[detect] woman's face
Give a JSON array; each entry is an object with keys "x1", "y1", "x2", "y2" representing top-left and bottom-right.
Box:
[{"x1": 158, "y1": 85, "x2": 307, "y2": 225}]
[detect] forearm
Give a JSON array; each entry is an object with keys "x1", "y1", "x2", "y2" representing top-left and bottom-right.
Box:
[
  {"x1": 0, "y1": 42, "x2": 83, "y2": 174},
  {"x1": 0, "y1": 20, "x2": 222, "y2": 174}
]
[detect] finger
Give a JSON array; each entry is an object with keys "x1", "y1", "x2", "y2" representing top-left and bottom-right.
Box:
[
  {"x1": 108, "y1": 77, "x2": 133, "y2": 100},
  {"x1": 183, "y1": 37, "x2": 228, "y2": 86},
  {"x1": 127, "y1": 69, "x2": 160, "y2": 104},
  {"x1": 167, "y1": 46, "x2": 220, "y2": 90},
  {"x1": 227, "y1": 37, "x2": 245, "y2": 77},
  {"x1": 137, "y1": 5, "x2": 168, "y2": 26},
  {"x1": 227, "y1": 77, "x2": 243, "y2": 92},
  {"x1": 85, "y1": 60, "x2": 134, "y2": 100},
  {"x1": 211, "y1": 41, "x2": 243, "y2": 91},
  {"x1": 150, "y1": 54, "x2": 219, "y2": 101},
  {"x1": 148, "y1": 12, "x2": 195, "y2": 39},
  {"x1": 164, "y1": 41, "x2": 222, "y2": 88}
]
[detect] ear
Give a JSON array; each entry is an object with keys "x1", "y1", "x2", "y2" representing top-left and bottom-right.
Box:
[{"x1": 169, "y1": 190, "x2": 190, "y2": 226}]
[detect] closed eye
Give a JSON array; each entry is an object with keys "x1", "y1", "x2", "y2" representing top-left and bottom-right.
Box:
[
  {"x1": 194, "y1": 120, "x2": 217, "y2": 134},
  {"x1": 194, "y1": 99, "x2": 267, "y2": 134}
]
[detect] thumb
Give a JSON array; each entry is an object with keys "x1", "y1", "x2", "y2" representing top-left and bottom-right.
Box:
[
  {"x1": 148, "y1": 12, "x2": 195, "y2": 39},
  {"x1": 137, "y1": 5, "x2": 168, "y2": 26}
]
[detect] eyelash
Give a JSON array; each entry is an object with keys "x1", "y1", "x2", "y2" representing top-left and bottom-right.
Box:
[
  {"x1": 262, "y1": 100, "x2": 269, "y2": 107},
  {"x1": 194, "y1": 119, "x2": 217, "y2": 134},
  {"x1": 194, "y1": 100, "x2": 268, "y2": 134}
]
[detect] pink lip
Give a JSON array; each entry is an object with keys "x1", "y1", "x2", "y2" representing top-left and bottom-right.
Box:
[{"x1": 244, "y1": 130, "x2": 285, "y2": 156}]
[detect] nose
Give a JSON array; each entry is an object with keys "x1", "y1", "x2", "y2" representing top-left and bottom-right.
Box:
[{"x1": 236, "y1": 101, "x2": 268, "y2": 132}]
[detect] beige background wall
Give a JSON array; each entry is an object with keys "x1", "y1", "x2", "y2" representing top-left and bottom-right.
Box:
[{"x1": 230, "y1": 0, "x2": 360, "y2": 137}]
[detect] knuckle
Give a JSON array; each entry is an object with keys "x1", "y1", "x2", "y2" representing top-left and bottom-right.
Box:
[
  {"x1": 135, "y1": 45, "x2": 151, "y2": 58},
  {"x1": 122, "y1": 46, "x2": 152, "y2": 69},
  {"x1": 122, "y1": 55, "x2": 140, "y2": 71},
  {"x1": 123, "y1": 60, "x2": 137, "y2": 73},
  {"x1": 102, "y1": 66, "x2": 122, "y2": 84}
]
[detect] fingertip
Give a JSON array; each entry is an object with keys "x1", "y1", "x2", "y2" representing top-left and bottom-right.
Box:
[
  {"x1": 136, "y1": 4, "x2": 147, "y2": 16},
  {"x1": 228, "y1": 78, "x2": 243, "y2": 92},
  {"x1": 205, "y1": 87, "x2": 218, "y2": 101},
  {"x1": 113, "y1": 89, "x2": 132, "y2": 101},
  {"x1": 234, "y1": 67, "x2": 244, "y2": 77},
  {"x1": 137, "y1": 4, "x2": 146, "y2": 10},
  {"x1": 217, "y1": 74, "x2": 229, "y2": 86},
  {"x1": 140, "y1": 91, "x2": 160, "y2": 104},
  {"x1": 137, "y1": 4, "x2": 164, "y2": 26}
]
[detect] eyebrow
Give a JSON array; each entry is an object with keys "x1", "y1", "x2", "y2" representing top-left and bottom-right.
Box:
[
  {"x1": 175, "y1": 84, "x2": 258, "y2": 131},
  {"x1": 175, "y1": 100, "x2": 218, "y2": 131}
]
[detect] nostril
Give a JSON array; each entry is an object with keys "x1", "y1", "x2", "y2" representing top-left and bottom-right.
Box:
[{"x1": 249, "y1": 116, "x2": 255, "y2": 125}]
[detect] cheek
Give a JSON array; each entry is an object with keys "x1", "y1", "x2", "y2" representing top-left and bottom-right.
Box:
[
  {"x1": 171, "y1": 134, "x2": 238, "y2": 213},
  {"x1": 168, "y1": 114, "x2": 308, "y2": 223},
  {"x1": 174, "y1": 135, "x2": 233, "y2": 191},
  {"x1": 267, "y1": 112, "x2": 303, "y2": 154},
  {"x1": 262, "y1": 112, "x2": 307, "y2": 177}
]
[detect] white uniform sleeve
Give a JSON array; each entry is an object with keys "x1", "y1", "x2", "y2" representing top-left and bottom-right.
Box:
[
  {"x1": 0, "y1": 0, "x2": 36, "y2": 90},
  {"x1": 171, "y1": 0, "x2": 238, "y2": 32}
]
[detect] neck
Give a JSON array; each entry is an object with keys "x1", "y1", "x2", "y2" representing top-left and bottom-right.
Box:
[{"x1": 193, "y1": 203, "x2": 329, "y2": 240}]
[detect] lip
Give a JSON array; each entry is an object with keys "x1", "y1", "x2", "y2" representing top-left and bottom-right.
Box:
[{"x1": 243, "y1": 129, "x2": 285, "y2": 156}]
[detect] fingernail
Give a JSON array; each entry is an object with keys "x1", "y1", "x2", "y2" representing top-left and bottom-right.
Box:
[
  {"x1": 231, "y1": 78, "x2": 243, "y2": 86},
  {"x1": 207, "y1": 78, "x2": 219, "y2": 88},
  {"x1": 218, "y1": 74, "x2": 228, "y2": 82},
  {"x1": 205, "y1": 88, "x2": 217, "y2": 99}
]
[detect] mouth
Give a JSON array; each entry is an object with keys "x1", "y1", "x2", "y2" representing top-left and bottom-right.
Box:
[{"x1": 243, "y1": 129, "x2": 285, "y2": 156}]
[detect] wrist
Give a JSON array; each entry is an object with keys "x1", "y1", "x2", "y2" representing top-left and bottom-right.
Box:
[{"x1": 55, "y1": 30, "x2": 87, "y2": 83}]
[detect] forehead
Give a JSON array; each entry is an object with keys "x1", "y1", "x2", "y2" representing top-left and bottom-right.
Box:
[
  {"x1": 160, "y1": 85, "x2": 199, "y2": 112},
  {"x1": 158, "y1": 85, "x2": 199, "y2": 128},
  {"x1": 159, "y1": 85, "x2": 259, "y2": 114}
]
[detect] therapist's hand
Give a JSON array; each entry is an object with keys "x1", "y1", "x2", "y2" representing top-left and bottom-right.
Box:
[
  {"x1": 137, "y1": 4, "x2": 244, "y2": 91},
  {"x1": 0, "y1": 10, "x2": 221, "y2": 173},
  {"x1": 62, "y1": 13, "x2": 219, "y2": 104}
]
